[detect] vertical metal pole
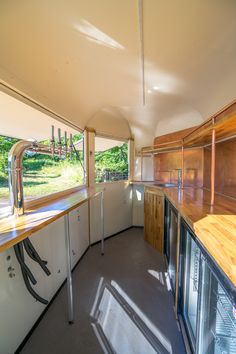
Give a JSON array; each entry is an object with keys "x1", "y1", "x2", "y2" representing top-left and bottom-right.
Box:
[
  {"x1": 64, "y1": 213, "x2": 74, "y2": 324},
  {"x1": 211, "y1": 119, "x2": 216, "y2": 206},
  {"x1": 100, "y1": 191, "x2": 105, "y2": 255},
  {"x1": 88, "y1": 199, "x2": 91, "y2": 247},
  {"x1": 152, "y1": 152, "x2": 155, "y2": 181},
  {"x1": 141, "y1": 151, "x2": 143, "y2": 181},
  {"x1": 181, "y1": 140, "x2": 184, "y2": 188}
]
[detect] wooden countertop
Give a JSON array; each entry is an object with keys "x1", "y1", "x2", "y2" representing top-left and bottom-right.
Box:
[
  {"x1": 0, "y1": 186, "x2": 103, "y2": 253},
  {"x1": 159, "y1": 186, "x2": 236, "y2": 287}
]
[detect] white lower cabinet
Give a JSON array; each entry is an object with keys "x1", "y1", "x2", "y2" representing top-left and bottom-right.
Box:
[
  {"x1": 0, "y1": 217, "x2": 66, "y2": 354},
  {"x1": 69, "y1": 202, "x2": 89, "y2": 268},
  {"x1": 0, "y1": 202, "x2": 90, "y2": 354}
]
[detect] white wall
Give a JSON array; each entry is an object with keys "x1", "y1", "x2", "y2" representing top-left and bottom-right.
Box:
[
  {"x1": 132, "y1": 184, "x2": 144, "y2": 227},
  {"x1": 90, "y1": 181, "x2": 133, "y2": 243},
  {"x1": 134, "y1": 156, "x2": 154, "y2": 181}
]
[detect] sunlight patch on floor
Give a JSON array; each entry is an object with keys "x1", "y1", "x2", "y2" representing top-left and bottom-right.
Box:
[{"x1": 91, "y1": 279, "x2": 172, "y2": 354}]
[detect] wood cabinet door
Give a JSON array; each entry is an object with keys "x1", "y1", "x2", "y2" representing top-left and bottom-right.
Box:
[{"x1": 144, "y1": 191, "x2": 164, "y2": 253}]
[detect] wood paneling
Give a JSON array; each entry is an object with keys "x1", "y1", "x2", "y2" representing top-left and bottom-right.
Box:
[
  {"x1": 144, "y1": 187, "x2": 164, "y2": 253},
  {"x1": 154, "y1": 148, "x2": 204, "y2": 187},
  {"x1": 204, "y1": 137, "x2": 236, "y2": 199},
  {"x1": 152, "y1": 100, "x2": 236, "y2": 198},
  {"x1": 154, "y1": 126, "x2": 197, "y2": 146},
  {"x1": 0, "y1": 187, "x2": 103, "y2": 252}
]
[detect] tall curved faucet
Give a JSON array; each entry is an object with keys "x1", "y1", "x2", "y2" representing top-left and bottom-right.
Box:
[{"x1": 8, "y1": 140, "x2": 61, "y2": 216}]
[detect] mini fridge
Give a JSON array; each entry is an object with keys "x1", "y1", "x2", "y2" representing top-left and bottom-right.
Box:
[
  {"x1": 198, "y1": 259, "x2": 236, "y2": 354},
  {"x1": 179, "y1": 222, "x2": 236, "y2": 354},
  {"x1": 164, "y1": 199, "x2": 178, "y2": 296},
  {"x1": 179, "y1": 223, "x2": 201, "y2": 352}
]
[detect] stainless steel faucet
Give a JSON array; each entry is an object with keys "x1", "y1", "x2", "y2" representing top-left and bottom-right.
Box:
[
  {"x1": 8, "y1": 138, "x2": 65, "y2": 216},
  {"x1": 177, "y1": 169, "x2": 182, "y2": 187}
]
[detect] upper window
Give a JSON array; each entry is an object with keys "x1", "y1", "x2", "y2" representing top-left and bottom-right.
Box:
[{"x1": 95, "y1": 137, "x2": 128, "y2": 183}]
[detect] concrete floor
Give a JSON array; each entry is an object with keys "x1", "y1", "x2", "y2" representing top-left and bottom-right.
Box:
[{"x1": 20, "y1": 227, "x2": 186, "y2": 354}]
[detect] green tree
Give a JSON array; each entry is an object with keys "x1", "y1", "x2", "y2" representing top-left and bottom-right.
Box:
[
  {"x1": 95, "y1": 143, "x2": 128, "y2": 181},
  {"x1": 0, "y1": 136, "x2": 18, "y2": 184}
]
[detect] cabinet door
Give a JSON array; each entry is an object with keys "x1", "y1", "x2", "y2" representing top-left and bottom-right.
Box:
[
  {"x1": 69, "y1": 202, "x2": 89, "y2": 268},
  {"x1": 144, "y1": 191, "x2": 164, "y2": 253}
]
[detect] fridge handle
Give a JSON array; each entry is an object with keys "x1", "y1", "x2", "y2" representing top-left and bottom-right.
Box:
[{"x1": 179, "y1": 254, "x2": 183, "y2": 288}]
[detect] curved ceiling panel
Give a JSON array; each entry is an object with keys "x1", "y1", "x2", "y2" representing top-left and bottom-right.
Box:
[
  {"x1": 155, "y1": 104, "x2": 203, "y2": 137},
  {"x1": 87, "y1": 107, "x2": 131, "y2": 140},
  {"x1": 143, "y1": 0, "x2": 236, "y2": 119},
  {"x1": 0, "y1": 0, "x2": 236, "y2": 148},
  {"x1": 0, "y1": 0, "x2": 141, "y2": 128}
]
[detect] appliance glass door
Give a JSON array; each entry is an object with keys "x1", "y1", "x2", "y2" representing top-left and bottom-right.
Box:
[
  {"x1": 198, "y1": 260, "x2": 236, "y2": 354},
  {"x1": 164, "y1": 199, "x2": 171, "y2": 263},
  {"x1": 168, "y1": 208, "x2": 178, "y2": 295},
  {"x1": 180, "y1": 228, "x2": 201, "y2": 351}
]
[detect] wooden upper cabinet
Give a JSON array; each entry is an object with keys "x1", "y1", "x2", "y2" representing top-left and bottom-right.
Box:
[{"x1": 144, "y1": 187, "x2": 164, "y2": 253}]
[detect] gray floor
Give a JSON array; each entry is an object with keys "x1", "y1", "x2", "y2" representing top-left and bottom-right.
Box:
[{"x1": 20, "y1": 227, "x2": 186, "y2": 354}]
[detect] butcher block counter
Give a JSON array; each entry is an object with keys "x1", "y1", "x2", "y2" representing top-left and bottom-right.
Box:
[
  {"x1": 0, "y1": 186, "x2": 103, "y2": 253},
  {"x1": 146, "y1": 184, "x2": 236, "y2": 287}
]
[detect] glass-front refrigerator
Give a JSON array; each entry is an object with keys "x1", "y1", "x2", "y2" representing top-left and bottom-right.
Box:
[
  {"x1": 197, "y1": 259, "x2": 236, "y2": 354},
  {"x1": 164, "y1": 199, "x2": 178, "y2": 296},
  {"x1": 179, "y1": 223, "x2": 201, "y2": 352},
  {"x1": 164, "y1": 199, "x2": 171, "y2": 261}
]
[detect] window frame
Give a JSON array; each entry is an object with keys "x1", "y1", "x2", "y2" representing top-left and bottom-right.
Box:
[
  {"x1": 94, "y1": 135, "x2": 129, "y2": 184},
  {"x1": 0, "y1": 133, "x2": 86, "y2": 219}
]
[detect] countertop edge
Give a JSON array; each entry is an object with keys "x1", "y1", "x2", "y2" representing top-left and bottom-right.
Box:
[{"x1": 0, "y1": 187, "x2": 103, "y2": 252}]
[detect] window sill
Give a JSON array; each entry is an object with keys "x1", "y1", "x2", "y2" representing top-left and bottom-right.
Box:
[
  {"x1": 0, "y1": 185, "x2": 86, "y2": 220},
  {"x1": 0, "y1": 184, "x2": 103, "y2": 253}
]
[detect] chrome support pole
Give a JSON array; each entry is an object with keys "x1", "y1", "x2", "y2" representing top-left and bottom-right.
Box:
[
  {"x1": 88, "y1": 199, "x2": 91, "y2": 247},
  {"x1": 64, "y1": 213, "x2": 74, "y2": 324},
  {"x1": 210, "y1": 124, "x2": 216, "y2": 206},
  {"x1": 100, "y1": 191, "x2": 104, "y2": 255},
  {"x1": 181, "y1": 140, "x2": 184, "y2": 189}
]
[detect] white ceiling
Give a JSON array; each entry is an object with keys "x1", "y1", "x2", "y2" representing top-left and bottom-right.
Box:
[
  {"x1": 0, "y1": 90, "x2": 78, "y2": 140},
  {"x1": 0, "y1": 0, "x2": 236, "y2": 148},
  {"x1": 75, "y1": 136, "x2": 125, "y2": 152}
]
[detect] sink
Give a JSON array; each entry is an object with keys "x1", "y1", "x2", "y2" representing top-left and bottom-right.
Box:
[{"x1": 154, "y1": 183, "x2": 177, "y2": 187}]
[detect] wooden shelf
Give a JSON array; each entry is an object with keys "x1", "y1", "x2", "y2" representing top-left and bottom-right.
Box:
[
  {"x1": 141, "y1": 139, "x2": 183, "y2": 154},
  {"x1": 183, "y1": 100, "x2": 236, "y2": 148},
  {"x1": 141, "y1": 100, "x2": 236, "y2": 154}
]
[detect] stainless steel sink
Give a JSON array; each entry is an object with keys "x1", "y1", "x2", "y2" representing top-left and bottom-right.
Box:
[{"x1": 154, "y1": 183, "x2": 177, "y2": 187}]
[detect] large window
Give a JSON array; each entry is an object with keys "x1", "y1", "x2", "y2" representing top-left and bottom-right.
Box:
[
  {"x1": 0, "y1": 133, "x2": 84, "y2": 217},
  {"x1": 95, "y1": 137, "x2": 128, "y2": 183}
]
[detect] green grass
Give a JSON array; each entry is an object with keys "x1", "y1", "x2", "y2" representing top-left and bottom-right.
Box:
[{"x1": 0, "y1": 161, "x2": 84, "y2": 205}]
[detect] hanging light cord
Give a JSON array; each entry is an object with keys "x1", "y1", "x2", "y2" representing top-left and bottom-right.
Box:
[{"x1": 138, "y1": 0, "x2": 145, "y2": 105}]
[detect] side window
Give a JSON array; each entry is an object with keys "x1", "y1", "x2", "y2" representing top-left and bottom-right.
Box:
[{"x1": 95, "y1": 137, "x2": 128, "y2": 183}]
